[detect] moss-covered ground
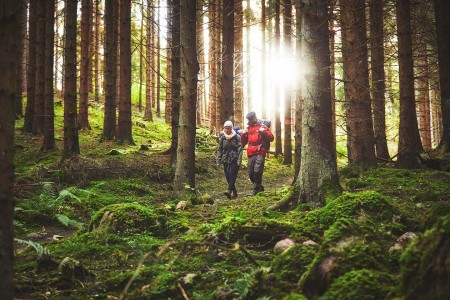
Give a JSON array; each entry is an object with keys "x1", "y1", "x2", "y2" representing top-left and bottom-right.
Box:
[{"x1": 13, "y1": 103, "x2": 450, "y2": 299}]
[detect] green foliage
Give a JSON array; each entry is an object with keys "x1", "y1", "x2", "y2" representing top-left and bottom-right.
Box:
[
  {"x1": 320, "y1": 269, "x2": 397, "y2": 300},
  {"x1": 14, "y1": 238, "x2": 51, "y2": 259}
]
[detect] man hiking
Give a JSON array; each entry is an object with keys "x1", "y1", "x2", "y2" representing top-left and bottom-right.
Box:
[{"x1": 240, "y1": 111, "x2": 274, "y2": 195}]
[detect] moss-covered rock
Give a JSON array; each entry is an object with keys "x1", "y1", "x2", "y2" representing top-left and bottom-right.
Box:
[
  {"x1": 400, "y1": 214, "x2": 450, "y2": 300},
  {"x1": 299, "y1": 218, "x2": 391, "y2": 298},
  {"x1": 297, "y1": 190, "x2": 405, "y2": 239},
  {"x1": 89, "y1": 203, "x2": 162, "y2": 235},
  {"x1": 271, "y1": 244, "x2": 316, "y2": 283},
  {"x1": 320, "y1": 269, "x2": 397, "y2": 300}
]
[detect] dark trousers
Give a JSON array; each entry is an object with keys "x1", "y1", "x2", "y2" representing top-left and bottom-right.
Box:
[
  {"x1": 223, "y1": 161, "x2": 239, "y2": 191},
  {"x1": 247, "y1": 154, "x2": 266, "y2": 192}
]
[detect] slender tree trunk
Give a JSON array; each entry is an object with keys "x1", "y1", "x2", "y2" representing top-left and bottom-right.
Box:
[
  {"x1": 43, "y1": 0, "x2": 55, "y2": 151},
  {"x1": 144, "y1": 0, "x2": 154, "y2": 121},
  {"x1": 88, "y1": 0, "x2": 94, "y2": 94},
  {"x1": 174, "y1": 0, "x2": 199, "y2": 192},
  {"x1": 0, "y1": 4, "x2": 20, "y2": 298},
  {"x1": 221, "y1": 0, "x2": 234, "y2": 124},
  {"x1": 103, "y1": 0, "x2": 117, "y2": 140},
  {"x1": 33, "y1": 0, "x2": 46, "y2": 135},
  {"x1": 94, "y1": 0, "x2": 101, "y2": 102},
  {"x1": 260, "y1": 0, "x2": 266, "y2": 117},
  {"x1": 434, "y1": 0, "x2": 450, "y2": 152},
  {"x1": 196, "y1": 3, "x2": 204, "y2": 125},
  {"x1": 64, "y1": 0, "x2": 80, "y2": 158},
  {"x1": 117, "y1": 0, "x2": 134, "y2": 143},
  {"x1": 208, "y1": 0, "x2": 217, "y2": 132},
  {"x1": 215, "y1": 1, "x2": 222, "y2": 131},
  {"x1": 138, "y1": 0, "x2": 144, "y2": 112},
  {"x1": 340, "y1": 0, "x2": 376, "y2": 167},
  {"x1": 156, "y1": 0, "x2": 161, "y2": 117},
  {"x1": 417, "y1": 43, "x2": 432, "y2": 150},
  {"x1": 169, "y1": 0, "x2": 181, "y2": 166},
  {"x1": 166, "y1": 1, "x2": 172, "y2": 123},
  {"x1": 296, "y1": 0, "x2": 341, "y2": 208},
  {"x1": 234, "y1": 0, "x2": 244, "y2": 126},
  {"x1": 431, "y1": 88, "x2": 442, "y2": 145},
  {"x1": 396, "y1": 0, "x2": 423, "y2": 168},
  {"x1": 329, "y1": 10, "x2": 336, "y2": 149},
  {"x1": 370, "y1": 0, "x2": 390, "y2": 159},
  {"x1": 283, "y1": 0, "x2": 293, "y2": 165},
  {"x1": 78, "y1": 0, "x2": 91, "y2": 130},
  {"x1": 54, "y1": 0, "x2": 60, "y2": 96},
  {"x1": 293, "y1": 0, "x2": 302, "y2": 182},
  {"x1": 274, "y1": 0, "x2": 282, "y2": 156},
  {"x1": 245, "y1": 0, "x2": 251, "y2": 115},
  {"x1": 15, "y1": 2, "x2": 26, "y2": 118},
  {"x1": 25, "y1": 1, "x2": 37, "y2": 133}
]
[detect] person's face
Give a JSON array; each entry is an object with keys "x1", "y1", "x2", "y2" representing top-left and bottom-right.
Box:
[
  {"x1": 224, "y1": 126, "x2": 232, "y2": 134},
  {"x1": 248, "y1": 116, "x2": 257, "y2": 125}
]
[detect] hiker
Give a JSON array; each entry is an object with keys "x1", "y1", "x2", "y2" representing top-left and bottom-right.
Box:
[
  {"x1": 216, "y1": 120, "x2": 243, "y2": 199},
  {"x1": 240, "y1": 111, "x2": 274, "y2": 195}
]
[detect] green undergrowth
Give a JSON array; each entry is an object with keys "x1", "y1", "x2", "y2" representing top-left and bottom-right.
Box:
[{"x1": 12, "y1": 105, "x2": 450, "y2": 299}]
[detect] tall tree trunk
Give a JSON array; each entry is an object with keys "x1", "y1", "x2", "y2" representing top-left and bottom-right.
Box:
[
  {"x1": 215, "y1": 1, "x2": 222, "y2": 131},
  {"x1": 166, "y1": 1, "x2": 172, "y2": 124},
  {"x1": 174, "y1": 0, "x2": 199, "y2": 192},
  {"x1": 293, "y1": 0, "x2": 302, "y2": 182},
  {"x1": 78, "y1": 0, "x2": 91, "y2": 130},
  {"x1": 234, "y1": 0, "x2": 244, "y2": 126},
  {"x1": 296, "y1": 0, "x2": 341, "y2": 208},
  {"x1": 416, "y1": 43, "x2": 432, "y2": 150},
  {"x1": 138, "y1": 0, "x2": 144, "y2": 112},
  {"x1": 221, "y1": 0, "x2": 234, "y2": 124},
  {"x1": 396, "y1": 0, "x2": 423, "y2": 168},
  {"x1": 431, "y1": 88, "x2": 442, "y2": 145},
  {"x1": 245, "y1": 0, "x2": 251, "y2": 115},
  {"x1": 117, "y1": 0, "x2": 134, "y2": 143},
  {"x1": 103, "y1": 0, "x2": 117, "y2": 140},
  {"x1": 170, "y1": 0, "x2": 181, "y2": 166},
  {"x1": 0, "y1": 4, "x2": 20, "y2": 298},
  {"x1": 156, "y1": 0, "x2": 161, "y2": 117},
  {"x1": 274, "y1": 0, "x2": 282, "y2": 156},
  {"x1": 33, "y1": 0, "x2": 46, "y2": 135},
  {"x1": 144, "y1": 0, "x2": 154, "y2": 121},
  {"x1": 196, "y1": 3, "x2": 204, "y2": 125},
  {"x1": 208, "y1": 0, "x2": 217, "y2": 132},
  {"x1": 260, "y1": 0, "x2": 266, "y2": 118},
  {"x1": 63, "y1": 0, "x2": 80, "y2": 158},
  {"x1": 43, "y1": 0, "x2": 55, "y2": 151},
  {"x1": 329, "y1": 9, "x2": 336, "y2": 149},
  {"x1": 283, "y1": 0, "x2": 293, "y2": 165},
  {"x1": 340, "y1": 0, "x2": 376, "y2": 167},
  {"x1": 370, "y1": 0, "x2": 390, "y2": 159},
  {"x1": 24, "y1": 0, "x2": 37, "y2": 133},
  {"x1": 15, "y1": 2, "x2": 27, "y2": 118},
  {"x1": 54, "y1": 0, "x2": 60, "y2": 96},
  {"x1": 434, "y1": 0, "x2": 450, "y2": 152},
  {"x1": 94, "y1": 0, "x2": 101, "y2": 102}
]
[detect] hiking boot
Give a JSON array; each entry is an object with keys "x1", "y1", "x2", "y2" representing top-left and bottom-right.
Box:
[
  {"x1": 231, "y1": 188, "x2": 238, "y2": 198},
  {"x1": 224, "y1": 190, "x2": 232, "y2": 199}
]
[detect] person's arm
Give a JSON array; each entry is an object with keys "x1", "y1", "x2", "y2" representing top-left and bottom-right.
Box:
[
  {"x1": 236, "y1": 135, "x2": 243, "y2": 165},
  {"x1": 240, "y1": 128, "x2": 248, "y2": 145},
  {"x1": 261, "y1": 125, "x2": 274, "y2": 142}
]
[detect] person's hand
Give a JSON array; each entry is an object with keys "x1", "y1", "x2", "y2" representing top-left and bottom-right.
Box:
[{"x1": 259, "y1": 127, "x2": 264, "y2": 132}]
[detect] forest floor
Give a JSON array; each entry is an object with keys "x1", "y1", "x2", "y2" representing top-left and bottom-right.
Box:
[{"x1": 12, "y1": 107, "x2": 450, "y2": 300}]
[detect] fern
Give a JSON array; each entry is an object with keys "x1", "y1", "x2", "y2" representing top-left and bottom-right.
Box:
[
  {"x1": 14, "y1": 238, "x2": 51, "y2": 258},
  {"x1": 234, "y1": 267, "x2": 271, "y2": 300},
  {"x1": 55, "y1": 214, "x2": 84, "y2": 229}
]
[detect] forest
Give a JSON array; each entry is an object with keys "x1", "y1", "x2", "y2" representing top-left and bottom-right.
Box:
[{"x1": 0, "y1": 0, "x2": 449, "y2": 299}]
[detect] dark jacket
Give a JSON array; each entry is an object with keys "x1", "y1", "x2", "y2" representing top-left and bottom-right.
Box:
[{"x1": 217, "y1": 130, "x2": 243, "y2": 165}]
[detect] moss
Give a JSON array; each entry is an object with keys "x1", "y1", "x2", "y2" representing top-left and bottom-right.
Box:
[
  {"x1": 320, "y1": 269, "x2": 397, "y2": 300},
  {"x1": 89, "y1": 203, "x2": 161, "y2": 235},
  {"x1": 299, "y1": 218, "x2": 391, "y2": 298},
  {"x1": 400, "y1": 214, "x2": 450, "y2": 300},
  {"x1": 271, "y1": 244, "x2": 316, "y2": 283},
  {"x1": 345, "y1": 178, "x2": 370, "y2": 191},
  {"x1": 282, "y1": 293, "x2": 308, "y2": 300}
]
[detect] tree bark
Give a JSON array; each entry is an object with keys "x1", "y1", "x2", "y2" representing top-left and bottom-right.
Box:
[
  {"x1": 78, "y1": 0, "x2": 91, "y2": 130},
  {"x1": 165, "y1": 1, "x2": 172, "y2": 123},
  {"x1": 283, "y1": 0, "x2": 293, "y2": 165},
  {"x1": 293, "y1": 0, "x2": 302, "y2": 182},
  {"x1": 43, "y1": 0, "x2": 55, "y2": 151},
  {"x1": 416, "y1": 42, "x2": 432, "y2": 150},
  {"x1": 24, "y1": 0, "x2": 37, "y2": 133},
  {"x1": 208, "y1": 0, "x2": 218, "y2": 132},
  {"x1": 63, "y1": 0, "x2": 80, "y2": 158},
  {"x1": 221, "y1": 0, "x2": 235, "y2": 125},
  {"x1": 33, "y1": 0, "x2": 46, "y2": 135},
  {"x1": 396, "y1": 0, "x2": 423, "y2": 168},
  {"x1": 102, "y1": 0, "x2": 117, "y2": 140},
  {"x1": 117, "y1": 0, "x2": 134, "y2": 144},
  {"x1": 260, "y1": 0, "x2": 266, "y2": 118},
  {"x1": 144, "y1": 0, "x2": 154, "y2": 121},
  {"x1": 170, "y1": 0, "x2": 181, "y2": 166},
  {"x1": 234, "y1": 0, "x2": 244, "y2": 126},
  {"x1": 340, "y1": 0, "x2": 376, "y2": 167},
  {"x1": 296, "y1": 0, "x2": 341, "y2": 208},
  {"x1": 245, "y1": 0, "x2": 252, "y2": 116},
  {"x1": 434, "y1": 0, "x2": 450, "y2": 152},
  {"x1": 0, "y1": 4, "x2": 20, "y2": 298},
  {"x1": 370, "y1": 0, "x2": 390, "y2": 159},
  {"x1": 156, "y1": 0, "x2": 161, "y2": 118},
  {"x1": 197, "y1": 1, "x2": 206, "y2": 126},
  {"x1": 15, "y1": 2, "x2": 27, "y2": 118},
  {"x1": 274, "y1": 0, "x2": 282, "y2": 156},
  {"x1": 174, "y1": 0, "x2": 199, "y2": 192},
  {"x1": 94, "y1": 0, "x2": 101, "y2": 103}
]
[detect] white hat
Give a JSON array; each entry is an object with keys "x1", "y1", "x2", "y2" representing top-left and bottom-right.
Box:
[{"x1": 224, "y1": 120, "x2": 233, "y2": 128}]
